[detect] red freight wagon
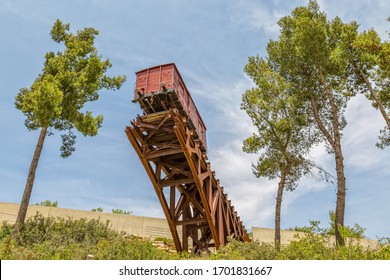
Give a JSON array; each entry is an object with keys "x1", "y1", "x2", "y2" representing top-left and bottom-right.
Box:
[{"x1": 133, "y1": 63, "x2": 207, "y2": 151}]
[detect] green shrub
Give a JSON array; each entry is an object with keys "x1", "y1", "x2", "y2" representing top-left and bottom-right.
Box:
[
  {"x1": 212, "y1": 239, "x2": 276, "y2": 260},
  {"x1": 34, "y1": 200, "x2": 58, "y2": 207},
  {"x1": 0, "y1": 222, "x2": 12, "y2": 240},
  {"x1": 373, "y1": 244, "x2": 390, "y2": 259},
  {"x1": 0, "y1": 213, "x2": 179, "y2": 260},
  {"x1": 94, "y1": 236, "x2": 178, "y2": 260},
  {"x1": 111, "y1": 209, "x2": 133, "y2": 215},
  {"x1": 276, "y1": 233, "x2": 333, "y2": 260},
  {"x1": 211, "y1": 232, "x2": 390, "y2": 260},
  {"x1": 1, "y1": 213, "x2": 389, "y2": 260}
]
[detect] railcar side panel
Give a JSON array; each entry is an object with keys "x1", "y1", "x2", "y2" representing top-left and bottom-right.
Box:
[{"x1": 134, "y1": 63, "x2": 207, "y2": 150}]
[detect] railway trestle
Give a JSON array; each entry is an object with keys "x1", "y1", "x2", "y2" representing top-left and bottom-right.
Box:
[{"x1": 125, "y1": 109, "x2": 250, "y2": 253}]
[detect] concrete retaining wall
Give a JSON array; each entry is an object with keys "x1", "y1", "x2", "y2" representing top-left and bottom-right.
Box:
[
  {"x1": 252, "y1": 227, "x2": 306, "y2": 245},
  {"x1": 252, "y1": 227, "x2": 380, "y2": 249},
  {"x1": 0, "y1": 202, "x2": 379, "y2": 249},
  {"x1": 0, "y1": 202, "x2": 177, "y2": 239}
]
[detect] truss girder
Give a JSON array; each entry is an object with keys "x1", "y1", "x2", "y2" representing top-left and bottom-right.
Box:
[{"x1": 125, "y1": 109, "x2": 250, "y2": 253}]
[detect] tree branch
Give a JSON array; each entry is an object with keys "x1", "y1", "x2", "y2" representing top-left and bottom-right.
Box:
[
  {"x1": 359, "y1": 69, "x2": 390, "y2": 130},
  {"x1": 309, "y1": 93, "x2": 335, "y2": 148}
]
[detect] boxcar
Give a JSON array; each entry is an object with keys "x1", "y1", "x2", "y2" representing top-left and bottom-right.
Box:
[{"x1": 134, "y1": 63, "x2": 207, "y2": 151}]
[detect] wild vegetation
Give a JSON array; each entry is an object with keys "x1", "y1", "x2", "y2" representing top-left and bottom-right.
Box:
[
  {"x1": 91, "y1": 207, "x2": 133, "y2": 215},
  {"x1": 1, "y1": 214, "x2": 389, "y2": 260},
  {"x1": 34, "y1": 200, "x2": 58, "y2": 207},
  {"x1": 1, "y1": 214, "x2": 177, "y2": 260}
]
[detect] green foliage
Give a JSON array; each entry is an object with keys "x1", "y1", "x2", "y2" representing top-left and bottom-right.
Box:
[
  {"x1": 377, "y1": 127, "x2": 390, "y2": 149},
  {"x1": 212, "y1": 239, "x2": 276, "y2": 260},
  {"x1": 278, "y1": 233, "x2": 390, "y2": 260},
  {"x1": 372, "y1": 244, "x2": 390, "y2": 259},
  {"x1": 0, "y1": 222, "x2": 12, "y2": 240},
  {"x1": 15, "y1": 19, "x2": 126, "y2": 157},
  {"x1": 335, "y1": 15, "x2": 390, "y2": 148},
  {"x1": 289, "y1": 211, "x2": 367, "y2": 239},
  {"x1": 14, "y1": 213, "x2": 114, "y2": 247},
  {"x1": 268, "y1": 0, "x2": 351, "y2": 140},
  {"x1": 94, "y1": 236, "x2": 177, "y2": 260},
  {"x1": 0, "y1": 213, "x2": 177, "y2": 260},
  {"x1": 1, "y1": 214, "x2": 389, "y2": 260},
  {"x1": 91, "y1": 207, "x2": 104, "y2": 212},
  {"x1": 111, "y1": 209, "x2": 133, "y2": 215},
  {"x1": 212, "y1": 235, "x2": 390, "y2": 260},
  {"x1": 242, "y1": 57, "x2": 331, "y2": 190},
  {"x1": 34, "y1": 200, "x2": 58, "y2": 207},
  {"x1": 15, "y1": 75, "x2": 63, "y2": 129},
  {"x1": 327, "y1": 211, "x2": 366, "y2": 239},
  {"x1": 91, "y1": 207, "x2": 133, "y2": 215},
  {"x1": 288, "y1": 220, "x2": 325, "y2": 234},
  {"x1": 211, "y1": 213, "x2": 390, "y2": 260},
  {"x1": 277, "y1": 233, "x2": 334, "y2": 260}
]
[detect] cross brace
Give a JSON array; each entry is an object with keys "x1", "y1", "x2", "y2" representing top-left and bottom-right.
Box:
[{"x1": 125, "y1": 109, "x2": 250, "y2": 253}]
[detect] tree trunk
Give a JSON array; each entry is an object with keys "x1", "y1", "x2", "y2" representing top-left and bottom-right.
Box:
[
  {"x1": 326, "y1": 93, "x2": 346, "y2": 247},
  {"x1": 275, "y1": 169, "x2": 287, "y2": 251},
  {"x1": 12, "y1": 127, "x2": 48, "y2": 237},
  {"x1": 319, "y1": 73, "x2": 346, "y2": 247},
  {"x1": 333, "y1": 140, "x2": 346, "y2": 247},
  {"x1": 360, "y1": 70, "x2": 390, "y2": 130}
]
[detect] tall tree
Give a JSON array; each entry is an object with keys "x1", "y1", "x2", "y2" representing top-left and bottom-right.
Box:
[
  {"x1": 264, "y1": 1, "x2": 352, "y2": 246},
  {"x1": 241, "y1": 57, "x2": 329, "y2": 250},
  {"x1": 13, "y1": 19, "x2": 126, "y2": 236}
]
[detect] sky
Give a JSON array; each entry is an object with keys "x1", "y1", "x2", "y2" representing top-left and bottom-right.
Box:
[{"x1": 1, "y1": 0, "x2": 389, "y2": 240}]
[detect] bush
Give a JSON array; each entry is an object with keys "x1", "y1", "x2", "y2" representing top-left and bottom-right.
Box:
[
  {"x1": 212, "y1": 239, "x2": 276, "y2": 260},
  {"x1": 0, "y1": 213, "x2": 178, "y2": 260},
  {"x1": 1, "y1": 213, "x2": 389, "y2": 260},
  {"x1": 34, "y1": 200, "x2": 58, "y2": 207},
  {"x1": 94, "y1": 236, "x2": 178, "y2": 260},
  {"x1": 212, "y1": 232, "x2": 390, "y2": 260},
  {"x1": 276, "y1": 233, "x2": 334, "y2": 260}
]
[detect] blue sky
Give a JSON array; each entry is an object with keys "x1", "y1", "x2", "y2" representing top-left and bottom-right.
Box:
[{"x1": 1, "y1": 0, "x2": 389, "y2": 240}]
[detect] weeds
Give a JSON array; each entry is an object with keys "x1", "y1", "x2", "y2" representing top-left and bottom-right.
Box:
[{"x1": 1, "y1": 213, "x2": 389, "y2": 260}]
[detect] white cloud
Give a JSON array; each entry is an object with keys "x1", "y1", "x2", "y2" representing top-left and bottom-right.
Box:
[
  {"x1": 210, "y1": 141, "x2": 277, "y2": 227},
  {"x1": 343, "y1": 95, "x2": 390, "y2": 170},
  {"x1": 317, "y1": 0, "x2": 390, "y2": 39},
  {"x1": 230, "y1": 0, "x2": 286, "y2": 36}
]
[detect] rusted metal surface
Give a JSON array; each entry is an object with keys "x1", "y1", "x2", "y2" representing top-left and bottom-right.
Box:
[
  {"x1": 125, "y1": 110, "x2": 250, "y2": 253},
  {"x1": 126, "y1": 64, "x2": 250, "y2": 253},
  {"x1": 133, "y1": 63, "x2": 207, "y2": 151}
]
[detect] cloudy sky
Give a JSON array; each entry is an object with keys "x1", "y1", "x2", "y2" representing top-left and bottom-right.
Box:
[{"x1": 1, "y1": 0, "x2": 389, "y2": 240}]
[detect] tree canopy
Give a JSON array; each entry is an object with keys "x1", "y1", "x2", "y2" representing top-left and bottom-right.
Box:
[
  {"x1": 15, "y1": 19, "x2": 126, "y2": 157},
  {"x1": 242, "y1": 57, "x2": 324, "y2": 189}
]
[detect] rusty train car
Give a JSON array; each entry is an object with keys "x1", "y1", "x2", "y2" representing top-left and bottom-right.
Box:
[{"x1": 133, "y1": 63, "x2": 207, "y2": 151}]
